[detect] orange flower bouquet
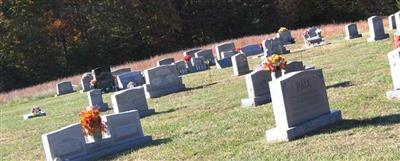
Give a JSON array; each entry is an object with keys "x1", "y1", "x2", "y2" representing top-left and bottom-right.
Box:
[
  {"x1": 80, "y1": 107, "x2": 106, "y2": 136},
  {"x1": 262, "y1": 54, "x2": 287, "y2": 72},
  {"x1": 90, "y1": 79, "x2": 97, "y2": 88},
  {"x1": 394, "y1": 34, "x2": 400, "y2": 48}
]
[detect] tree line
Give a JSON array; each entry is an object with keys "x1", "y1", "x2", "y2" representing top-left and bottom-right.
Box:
[{"x1": 0, "y1": 0, "x2": 398, "y2": 92}]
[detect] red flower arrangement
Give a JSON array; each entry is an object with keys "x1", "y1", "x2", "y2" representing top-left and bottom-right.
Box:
[
  {"x1": 262, "y1": 54, "x2": 287, "y2": 72},
  {"x1": 184, "y1": 55, "x2": 192, "y2": 62},
  {"x1": 394, "y1": 34, "x2": 400, "y2": 48},
  {"x1": 80, "y1": 107, "x2": 106, "y2": 136},
  {"x1": 235, "y1": 47, "x2": 241, "y2": 53}
]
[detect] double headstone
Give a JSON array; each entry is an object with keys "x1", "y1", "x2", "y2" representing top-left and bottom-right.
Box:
[
  {"x1": 195, "y1": 49, "x2": 215, "y2": 65},
  {"x1": 387, "y1": 48, "x2": 400, "y2": 99},
  {"x1": 81, "y1": 72, "x2": 93, "y2": 92},
  {"x1": 56, "y1": 81, "x2": 74, "y2": 96},
  {"x1": 367, "y1": 16, "x2": 389, "y2": 42},
  {"x1": 183, "y1": 49, "x2": 202, "y2": 57},
  {"x1": 87, "y1": 89, "x2": 108, "y2": 111},
  {"x1": 116, "y1": 71, "x2": 145, "y2": 89},
  {"x1": 345, "y1": 23, "x2": 362, "y2": 40},
  {"x1": 241, "y1": 69, "x2": 272, "y2": 107},
  {"x1": 239, "y1": 44, "x2": 263, "y2": 57},
  {"x1": 111, "y1": 87, "x2": 155, "y2": 117},
  {"x1": 232, "y1": 53, "x2": 250, "y2": 76},
  {"x1": 143, "y1": 64, "x2": 185, "y2": 98},
  {"x1": 92, "y1": 67, "x2": 114, "y2": 92},
  {"x1": 175, "y1": 60, "x2": 188, "y2": 75},
  {"x1": 262, "y1": 38, "x2": 289, "y2": 56},
  {"x1": 265, "y1": 69, "x2": 342, "y2": 142},
  {"x1": 215, "y1": 42, "x2": 236, "y2": 60},
  {"x1": 191, "y1": 57, "x2": 208, "y2": 72},
  {"x1": 277, "y1": 30, "x2": 295, "y2": 45},
  {"x1": 389, "y1": 14, "x2": 397, "y2": 30},
  {"x1": 156, "y1": 58, "x2": 175, "y2": 66},
  {"x1": 41, "y1": 110, "x2": 152, "y2": 161}
]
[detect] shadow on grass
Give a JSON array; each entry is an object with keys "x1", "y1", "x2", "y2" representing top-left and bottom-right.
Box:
[
  {"x1": 185, "y1": 82, "x2": 218, "y2": 92},
  {"x1": 313, "y1": 113, "x2": 400, "y2": 136},
  {"x1": 153, "y1": 106, "x2": 188, "y2": 116},
  {"x1": 101, "y1": 137, "x2": 172, "y2": 161},
  {"x1": 326, "y1": 81, "x2": 352, "y2": 89}
]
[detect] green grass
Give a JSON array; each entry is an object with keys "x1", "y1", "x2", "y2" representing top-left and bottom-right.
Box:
[{"x1": 2, "y1": 31, "x2": 400, "y2": 161}]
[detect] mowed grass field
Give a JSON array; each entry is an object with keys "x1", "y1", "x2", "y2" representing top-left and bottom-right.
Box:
[{"x1": 2, "y1": 30, "x2": 400, "y2": 161}]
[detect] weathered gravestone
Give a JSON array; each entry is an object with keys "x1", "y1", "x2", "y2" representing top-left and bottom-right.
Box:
[
  {"x1": 265, "y1": 69, "x2": 342, "y2": 142},
  {"x1": 111, "y1": 87, "x2": 155, "y2": 117},
  {"x1": 216, "y1": 42, "x2": 236, "y2": 60},
  {"x1": 303, "y1": 27, "x2": 323, "y2": 47},
  {"x1": 387, "y1": 48, "x2": 400, "y2": 99},
  {"x1": 345, "y1": 23, "x2": 362, "y2": 40},
  {"x1": 191, "y1": 57, "x2": 208, "y2": 72},
  {"x1": 42, "y1": 110, "x2": 152, "y2": 161},
  {"x1": 116, "y1": 71, "x2": 145, "y2": 89},
  {"x1": 232, "y1": 53, "x2": 250, "y2": 76},
  {"x1": 88, "y1": 89, "x2": 108, "y2": 111},
  {"x1": 239, "y1": 44, "x2": 263, "y2": 57},
  {"x1": 183, "y1": 48, "x2": 202, "y2": 57},
  {"x1": 283, "y1": 61, "x2": 305, "y2": 74},
  {"x1": 81, "y1": 72, "x2": 93, "y2": 92},
  {"x1": 241, "y1": 69, "x2": 272, "y2": 107},
  {"x1": 195, "y1": 49, "x2": 215, "y2": 65},
  {"x1": 92, "y1": 67, "x2": 114, "y2": 92},
  {"x1": 56, "y1": 81, "x2": 74, "y2": 96},
  {"x1": 156, "y1": 58, "x2": 175, "y2": 66},
  {"x1": 367, "y1": 16, "x2": 389, "y2": 42},
  {"x1": 262, "y1": 38, "x2": 289, "y2": 56},
  {"x1": 111, "y1": 68, "x2": 131, "y2": 76},
  {"x1": 277, "y1": 30, "x2": 295, "y2": 45},
  {"x1": 175, "y1": 60, "x2": 188, "y2": 75},
  {"x1": 395, "y1": 11, "x2": 400, "y2": 33},
  {"x1": 216, "y1": 57, "x2": 233, "y2": 69},
  {"x1": 143, "y1": 64, "x2": 185, "y2": 98},
  {"x1": 389, "y1": 14, "x2": 397, "y2": 30}
]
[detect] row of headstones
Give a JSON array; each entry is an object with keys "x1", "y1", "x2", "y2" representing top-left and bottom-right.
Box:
[
  {"x1": 345, "y1": 15, "x2": 397, "y2": 41},
  {"x1": 44, "y1": 64, "x2": 189, "y2": 160},
  {"x1": 156, "y1": 57, "x2": 209, "y2": 76},
  {"x1": 238, "y1": 61, "x2": 342, "y2": 142},
  {"x1": 215, "y1": 39, "x2": 291, "y2": 70}
]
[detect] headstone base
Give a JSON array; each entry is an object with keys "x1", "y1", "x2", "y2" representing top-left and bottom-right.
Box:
[
  {"x1": 66, "y1": 136, "x2": 152, "y2": 161},
  {"x1": 144, "y1": 84, "x2": 186, "y2": 98},
  {"x1": 138, "y1": 109, "x2": 156, "y2": 117},
  {"x1": 386, "y1": 89, "x2": 400, "y2": 99},
  {"x1": 345, "y1": 34, "x2": 362, "y2": 40},
  {"x1": 241, "y1": 96, "x2": 271, "y2": 107},
  {"x1": 23, "y1": 112, "x2": 46, "y2": 120},
  {"x1": 265, "y1": 110, "x2": 342, "y2": 143},
  {"x1": 367, "y1": 34, "x2": 389, "y2": 42}
]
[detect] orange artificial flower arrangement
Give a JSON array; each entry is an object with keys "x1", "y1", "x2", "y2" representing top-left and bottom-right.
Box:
[
  {"x1": 394, "y1": 34, "x2": 400, "y2": 48},
  {"x1": 80, "y1": 106, "x2": 106, "y2": 136},
  {"x1": 262, "y1": 54, "x2": 287, "y2": 72}
]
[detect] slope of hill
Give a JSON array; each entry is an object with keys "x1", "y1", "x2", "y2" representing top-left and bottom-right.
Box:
[
  {"x1": 0, "y1": 20, "x2": 372, "y2": 104},
  {"x1": 1, "y1": 20, "x2": 400, "y2": 160}
]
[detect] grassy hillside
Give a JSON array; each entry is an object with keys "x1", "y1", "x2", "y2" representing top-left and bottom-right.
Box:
[{"x1": 2, "y1": 28, "x2": 400, "y2": 161}]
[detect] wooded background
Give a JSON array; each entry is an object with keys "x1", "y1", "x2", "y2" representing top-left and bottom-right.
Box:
[{"x1": 0, "y1": 0, "x2": 399, "y2": 92}]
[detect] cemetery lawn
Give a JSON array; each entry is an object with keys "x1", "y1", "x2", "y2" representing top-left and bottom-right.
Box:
[{"x1": 2, "y1": 31, "x2": 400, "y2": 161}]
